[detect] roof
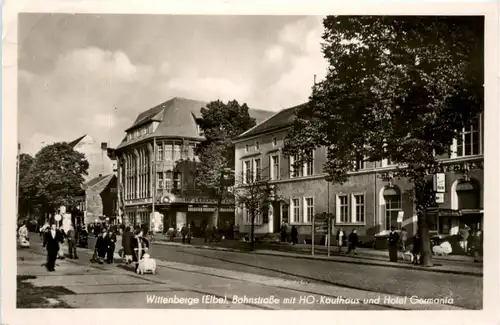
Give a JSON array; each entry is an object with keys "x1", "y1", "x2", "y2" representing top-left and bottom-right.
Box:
[
  {"x1": 117, "y1": 97, "x2": 274, "y2": 150},
  {"x1": 82, "y1": 173, "x2": 114, "y2": 190},
  {"x1": 68, "y1": 135, "x2": 87, "y2": 147},
  {"x1": 234, "y1": 103, "x2": 307, "y2": 140}
]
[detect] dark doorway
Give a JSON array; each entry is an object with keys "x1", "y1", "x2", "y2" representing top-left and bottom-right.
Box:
[{"x1": 273, "y1": 202, "x2": 281, "y2": 233}]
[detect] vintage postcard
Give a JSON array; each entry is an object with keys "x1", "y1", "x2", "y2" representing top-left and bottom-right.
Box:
[{"x1": 2, "y1": 1, "x2": 499, "y2": 325}]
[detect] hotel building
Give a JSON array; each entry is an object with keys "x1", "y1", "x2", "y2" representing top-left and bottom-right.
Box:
[{"x1": 233, "y1": 104, "x2": 484, "y2": 244}]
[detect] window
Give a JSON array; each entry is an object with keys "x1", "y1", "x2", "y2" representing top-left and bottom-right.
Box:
[
  {"x1": 157, "y1": 172, "x2": 164, "y2": 189},
  {"x1": 455, "y1": 118, "x2": 480, "y2": 157},
  {"x1": 255, "y1": 141, "x2": 260, "y2": 150},
  {"x1": 165, "y1": 171, "x2": 173, "y2": 192},
  {"x1": 304, "y1": 151, "x2": 314, "y2": 176},
  {"x1": 272, "y1": 137, "x2": 277, "y2": 146},
  {"x1": 173, "y1": 144, "x2": 181, "y2": 161},
  {"x1": 337, "y1": 195, "x2": 349, "y2": 223},
  {"x1": 304, "y1": 197, "x2": 314, "y2": 223},
  {"x1": 157, "y1": 144, "x2": 163, "y2": 161},
  {"x1": 243, "y1": 204, "x2": 262, "y2": 225},
  {"x1": 385, "y1": 195, "x2": 401, "y2": 230},
  {"x1": 165, "y1": 143, "x2": 173, "y2": 160},
  {"x1": 243, "y1": 160, "x2": 252, "y2": 184},
  {"x1": 245, "y1": 144, "x2": 249, "y2": 152},
  {"x1": 289, "y1": 156, "x2": 303, "y2": 178},
  {"x1": 352, "y1": 194, "x2": 365, "y2": 223},
  {"x1": 173, "y1": 172, "x2": 181, "y2": 190},
  {"x1": 354, "y1": 155, "x2": 365, "y2": 170},
  {"x1": 271, "y1": 155, "x2": 279, "y2": 180},
  {"x1": 291, "y1": 198, "x2": 301, "y2": 224},
  {"x1": 254, "y1": 159, "x2": 261, "y2": 181}
]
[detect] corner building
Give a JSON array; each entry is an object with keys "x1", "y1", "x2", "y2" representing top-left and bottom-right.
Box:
[
  {"x1": 114, "y1": 97, "x2": 273, "y2": 233},
  {"x1": 233, "y1": 105, "x2": 484, "y2": 244}
]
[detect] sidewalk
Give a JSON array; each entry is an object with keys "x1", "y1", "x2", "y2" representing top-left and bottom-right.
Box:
[
  {"x1": 154, "y1": 235, "x2": 483, "y2": 277},
  {"x1": 17, "y1": 246, "x2": 164, "y2": 308}
]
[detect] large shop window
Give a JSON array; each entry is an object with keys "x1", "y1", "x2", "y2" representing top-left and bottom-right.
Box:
[{"x1": 384, "y1": 188, "x2": 401, "y2": 230}]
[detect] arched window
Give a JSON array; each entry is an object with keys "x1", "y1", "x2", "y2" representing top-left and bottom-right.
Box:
[{"x1": 383, "y1": 186, "x2": 401, "y2": 230}]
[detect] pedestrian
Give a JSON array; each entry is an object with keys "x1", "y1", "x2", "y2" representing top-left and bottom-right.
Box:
[
  {"x1": 412, "y1": 231, "x2": 421, "y2": 264},
  {"x1": 186, "y1": 224, "x2": 192, "y2": 244},
  {"x1": 181, "y1": 224, "x2": 188, "y2": 244},
  {"x1": 291, "y1": 226, "x2": 298, "y2": 245},
  {"x1": 106, "y1": 229, "x2": 117, "y2": 264},
  {"x1": 347, "y1": 229, "x2": 359, "y2": 254},
  {"x1": 280, "y1": 222, "x2": 287, "y2": 243},
  {"x1": 131, "y1": 228, "x2": 150, "y2": 272},
  {"x1": 388, "y1": 226, "x2": 400, "y2": 262},
  {"x1": 459, "y1": 226, "x2": 470, "y2": 254},
  {"x1": 336, "y1": 228, "x2": 345, "y2": 252},
  {"x1": 204, "y1": 225, "x2": 212, "y2": 244},
  {"x1": 212, "y1": 225, "x2": 218, "y2": 242},
  {"x1": 122, "y1": 226, "x2": 134, "y2": 264},
  {"x1": 18, "y1": 221, "x2": 29, "y2": 242},
  {"x1": 66, "y1": 225, "x2": 78, "y2": 259},
  {"x1": 94, "y1": 229, "x2": 108, "y2": 264},
  {"x1": 42, "y1": 223, "x2": 64, "y2": 272},
  {"x1": 400, "y1": 227, "x2": 408, "y2": 251}
]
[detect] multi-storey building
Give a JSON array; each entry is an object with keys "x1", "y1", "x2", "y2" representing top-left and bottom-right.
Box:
[
  {"x1": 233, "y1": 104, "x2": 484, "y2": 244},
  {"x1": 113, "y1": 97, "x2": 273, "y2": 232},
  {"x1": 69, "y1": 134, "x2": 116, "y2": 182},
  {"x1": 69, "y1": 135, "x2": 117, "y2": 226}
]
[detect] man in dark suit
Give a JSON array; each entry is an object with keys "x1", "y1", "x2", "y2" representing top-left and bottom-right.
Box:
[{"x1": 43, "y1": 223, "x2": 64, "y2": 271}]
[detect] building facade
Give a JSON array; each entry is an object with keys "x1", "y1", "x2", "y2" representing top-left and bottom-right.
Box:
[
  {"x1": 69, "y1": 134, "x2": 116, "y2": 182},
  {"x1": 113, "y1": 97, "x2": 273, "y2": 233},
  {"x1": 234, "y1": 105, "x2": 484, "y2": 244},
  {"x1": 74, "y1": 174, "x2": 118, "y2": 226}
]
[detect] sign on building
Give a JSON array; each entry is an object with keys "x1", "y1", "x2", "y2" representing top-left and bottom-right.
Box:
[
  {"x1": 397, "y1": 211, "x2": 404, "y2": 223},
  {"x1": 435, "y1": 193, "x2": 445, "y2": 204},
  {"x1": 433, "y1": 173, "x2": 446, "y2": 193}
]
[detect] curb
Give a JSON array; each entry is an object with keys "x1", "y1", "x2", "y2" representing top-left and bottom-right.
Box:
[{"x1": 153, "y1": 241, "x2": 483, "y2": 277}]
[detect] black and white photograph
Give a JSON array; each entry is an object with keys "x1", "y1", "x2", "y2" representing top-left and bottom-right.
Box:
[{"x1": 2, "y1": 1, "x2": 499, "y2": 324}]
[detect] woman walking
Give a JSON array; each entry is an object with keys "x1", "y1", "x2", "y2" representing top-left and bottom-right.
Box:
[{"x1": 131, "y1": 228, "x2": 150, "y2": 272}]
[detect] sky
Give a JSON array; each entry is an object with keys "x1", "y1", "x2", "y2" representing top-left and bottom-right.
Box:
[{"x1": 18, "y1": 14, "x2": 328, "y2": 155}]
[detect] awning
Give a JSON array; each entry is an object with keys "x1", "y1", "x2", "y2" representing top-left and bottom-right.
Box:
[
  {"x1": 427, "y1": 208, "x2": 462, "y2": 217},
  {"x1": 461, "y1": 209, "x2": 483, "y2": 215},
  {"x1": 383, "y1": 186, "x2": 400, "y2": 196},
  {"x1": 456, "y1": 181, "x2": 480, "y2": 192}
]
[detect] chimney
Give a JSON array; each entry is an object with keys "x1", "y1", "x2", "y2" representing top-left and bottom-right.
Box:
[
  {"x1": 101, "y1": 142, "x2": 108, "y2": 150},
  {"x1": 99, "y1": 174, "x2": 102, "y2": 177}
]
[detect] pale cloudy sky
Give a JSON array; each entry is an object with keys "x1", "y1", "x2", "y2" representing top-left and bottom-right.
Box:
[{"x1": 18, "y1": 14, "x2": 328, "y2": 155}]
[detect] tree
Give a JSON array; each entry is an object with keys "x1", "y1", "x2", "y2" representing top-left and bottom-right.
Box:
[
  {"x1": 283, "y1": 16, "x2": 483, "y2": 266},
  {"x1": 196, "y1": 100, "x2": 256, "y2": 227},
  {"x1": 24, "y1": 142, "x2": 89, "y2": 220},
  {"x1": 18, "y1": 153, "x2": 35, "y2": 219},
  {"x1": 233, "y1": 169, "x2": 278, "y2": 250}
]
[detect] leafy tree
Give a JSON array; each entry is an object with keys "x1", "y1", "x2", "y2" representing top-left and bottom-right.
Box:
[
  {"x1": 283, "y1": 16, "x2": 483, "y2": 266},
  {"x1": 196, "y1": 100, "x2": 256, "y2": 227},
  {"x1": 233, "y1": 169, "x2": 278, "y2": 250},
  {"x1": 24, "y1": 142, "x2": 89, "y2": 220},
  {"x1": 18, "y1": 153, "x2": 35, "y2": 219}
]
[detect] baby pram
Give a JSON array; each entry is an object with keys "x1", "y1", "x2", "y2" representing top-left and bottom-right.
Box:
[{"x1": 18, "y1": 236, "x2": 30, "y2": 248}]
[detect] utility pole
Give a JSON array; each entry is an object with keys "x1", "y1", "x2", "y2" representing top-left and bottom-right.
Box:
[
  {"x1": 327, "y1": 180, "x2": 331, "y2": 257},
  {"x1": 151, "y1": 137, "x2": 156, "y2": 232}
]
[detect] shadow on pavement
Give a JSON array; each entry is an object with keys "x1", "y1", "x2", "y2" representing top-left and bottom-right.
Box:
[{"x1": 17, "y1": 275, "x2": 75, "y2": 308}]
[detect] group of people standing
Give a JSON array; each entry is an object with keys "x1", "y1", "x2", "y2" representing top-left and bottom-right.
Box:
[{"x1": 336, "y1": 228, "x2": 360, "y2": 254}]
